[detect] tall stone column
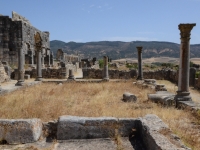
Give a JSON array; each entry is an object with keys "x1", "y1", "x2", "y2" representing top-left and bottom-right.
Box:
[
  {"x1": 29, "y1": 48, "x2": 34, "y2": 67},
  {"x1": 41, "y1": 55, "x2": 45, "y2": 68},
  {"x1": 50, "y1": 52, "x2": 54, "y2": 66},
  {"x1": 35, "y1": 48, "x2": 43, "y2": 81},
  {"x1": 15, "y1": 43, "x2": 25, "y2": 86},
  {"x1": 103, "y1": 56, "x2": 109, "y2": 81},
  {"x1": 136, "y1": 46, "x2": 143, "y2": 80},
  {"x1": 175, "y1": 23, "x2": 196, "y2": 102},
  {"x1": 47, "y1": 49, "x2": 51, "y2": 67},
  {"x1": 41, "y1": 47, "x2": 46, "y2": 68}
]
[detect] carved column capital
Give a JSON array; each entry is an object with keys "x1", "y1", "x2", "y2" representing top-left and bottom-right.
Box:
[
  {"x1": 179, "y1": 23, "x2": 196, "y2": 40},
  {"x1": 136, "y1": 46, "x2": 143, "y2": 53}
]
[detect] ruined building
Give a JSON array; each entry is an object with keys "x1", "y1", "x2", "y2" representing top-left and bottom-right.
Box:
[{"x1": 0, "y1": 11, "x2": 52, "y2": 66}]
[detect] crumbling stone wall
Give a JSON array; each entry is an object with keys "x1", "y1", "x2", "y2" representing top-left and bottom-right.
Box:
[
  {"x1": 83, "y1": 68, "x2": 179, "y2": 82},
  {"x1": 83, "y1": 68, "x2": 137, "y2": 79},
  {"x1": 143, "y1": 69, "x2": 179, "y2": 84},
  {"x1": 0, "y1": 62, "x2": 10, "y2": 82},
  {"x1": 0, "y1": 11, "x2": 50, "y2": 66}
]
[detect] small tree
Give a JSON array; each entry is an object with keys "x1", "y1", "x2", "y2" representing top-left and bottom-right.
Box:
[{"x1": 99, "y1": 59, "x2": 104, "y2": 68}]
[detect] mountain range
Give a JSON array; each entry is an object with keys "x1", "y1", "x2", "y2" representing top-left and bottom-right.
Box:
[{"x1": 50, "y1": 40, "x2": 200, "y2": 60}]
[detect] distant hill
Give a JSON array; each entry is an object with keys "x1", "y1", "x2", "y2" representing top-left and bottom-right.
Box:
[{"x1": 50, "y1": 40, "x2": 200, "y2": 59}]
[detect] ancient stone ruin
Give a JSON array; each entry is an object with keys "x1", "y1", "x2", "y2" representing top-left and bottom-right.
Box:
[{"x1": 0, "y1": 11, "x2": 199, "y2": 149}]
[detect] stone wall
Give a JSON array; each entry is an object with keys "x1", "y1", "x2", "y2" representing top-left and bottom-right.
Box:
[
  {"x1": 0, "y1": 11, "x2": 50, "y2": 66},
  {"x1": 83, "y1": 68, "x2": 137, "y2": 79},
  {"x1": 13, "y1": 63, "x2": 78, "y2": 79},
  {"x1": 0, "y1": 62, "x2": 10, "y2": 82},
  {"x1": 83, "y1": 68, "x2": 178, "y2": 81}
]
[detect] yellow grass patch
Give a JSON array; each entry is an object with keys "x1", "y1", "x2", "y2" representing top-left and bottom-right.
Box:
[{"x1": 0, "y1": 81, "x2": 200, "y2": 149}]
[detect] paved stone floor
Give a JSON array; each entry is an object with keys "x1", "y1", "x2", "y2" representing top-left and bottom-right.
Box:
[{"x1": 0, "y1": 138, "x2": 134, "y2": 150}]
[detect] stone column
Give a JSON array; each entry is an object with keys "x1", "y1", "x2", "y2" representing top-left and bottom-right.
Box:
[
  {"x1": 50, "y1": 52, "x2": 54, "y2": 66},
  {"x1": 68, "y1": 69, "x2": 75, "y2": 80},
  {"x1": 29, "y1": 48, "x2": 34, "y2": 67},
  {"x1": 103, "y1": 56, "x2": 109, "y2": 81},
  {"x1": 41, "y1": 56, "x2": 44, "y2": 68},
  {"x1": 175, "y1": 23, "x2": 196, "y2": 101},
  {"x1": 15, "y1": 43, "x2": 25, "y2": 86},
  {"x1": 79, "y1": 62, "x2": 82, "y2": 68},
  {"x1": 35, "y1": 48, "x2": 43, "y2": 81},
  {"x1": 136, "y1": 46, "x2": 143, "y2": 80},
  {"x1": 47, "y1": 49, "x2": 51, "y2": 67}
]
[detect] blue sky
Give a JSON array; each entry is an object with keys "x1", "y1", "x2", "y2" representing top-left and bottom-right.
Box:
[{"x1": 0, "y1": 0, "x2": 200, "y2": 44}]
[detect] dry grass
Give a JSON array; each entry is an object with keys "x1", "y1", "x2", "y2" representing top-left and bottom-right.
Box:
[{"x1": 0, "y1": 81, "x2": 200, "y2": 149}]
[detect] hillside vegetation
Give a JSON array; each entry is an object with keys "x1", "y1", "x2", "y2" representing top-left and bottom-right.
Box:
[{"x1": 50, "y1": 40, "x2": 200, "y2": 59}]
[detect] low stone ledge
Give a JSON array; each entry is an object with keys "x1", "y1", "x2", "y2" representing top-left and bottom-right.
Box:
[
  {"x1": 56, "y1": 115, "x2": 190, "y2": 149},
  {"x1": 137, "y1": 114, "x2": 190, "y2": 150},
  {"x1": 148, "y1": 91, "x2": 175, "y2": 106},
  {"x1": 57, "y1": 116, "x2": 118, "y2": 140},
  {"x1": 118, "y1": 118, "x2": 136, "y2": 137},
  {"x1": 176, "y1": 101, "x2": 200, "y2": 111},
  {"x1": 0, "y1": 118, "x2": 42, "y2": 144}
]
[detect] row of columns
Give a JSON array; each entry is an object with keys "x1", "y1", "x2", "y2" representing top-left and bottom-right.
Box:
[
  {"x1": 136, "y1": 23, "x2": 196, "y2": 102},
  {"x1": 15, "y1": 23, "x2": 196, "y2": 103},
  {"x1": 15, "y1": 45, "x2": 45, "y2": 86}
]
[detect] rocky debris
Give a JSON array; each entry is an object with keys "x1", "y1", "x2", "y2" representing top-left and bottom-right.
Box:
[
  {"x1": 0, "y1": 62, "x2": 10, "y2": 83},
  {"x1": 0, "y1": 118, "x2": 42, "y2": 144},
  {"x1": 155, "y1": 84, "x2": 167, "y2": 91},
  {"x1": 109, "y1": 62, "x2": 119, "y2": 69},
  {"x1": 144, "y1": 79, "x2": 156, "y2": 85},
  {"x1": 122, "y1": 92, "x2": 137, "y2": 102},
  {"x1": 148, "y1": 91, "x2": 175, "y2": 106},
  {"x1": 135, "y1": 79, "x2": 157, "y2": 90}
]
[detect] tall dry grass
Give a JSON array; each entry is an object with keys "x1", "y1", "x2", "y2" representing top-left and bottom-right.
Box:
[{"x1": 0, "y1": 81, "x2": 200, "y2": 149}]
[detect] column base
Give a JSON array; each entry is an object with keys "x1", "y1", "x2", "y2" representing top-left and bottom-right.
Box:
[
  {"x1": 35, "y1": 77, "x2": 43, "y2": 81},
  {"x1": 68, "y1": 75, "x2": 75, "y2": 80},
  {"x1": 174, "y1": 91, "x2": 192, "y2": 101},
  {"x1": 15, "y1": 80, "x2": 25, "y2": 86},
  {"x1": 102, "y1": 78, "x2": 109, "y2": 81},
  {"x1": 136, "y1": 76, "x2": 143, "y2": 80}
]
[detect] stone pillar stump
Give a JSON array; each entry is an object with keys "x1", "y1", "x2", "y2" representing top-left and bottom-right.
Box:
[
  {"x1": 68, "y1": 69, "x2": 75, "y2": 80},
  {"x1": 15, "y1": 45, "x2": 25, "y2": 86},
  {"x1": 35, "y1": 48, "x2": 43, "y2": 81},
  {"x1": 136, "y1": 46, "x2": 143, "y2": 80},
  {"x1": 103, "y1": 56, "x2": 109, "y2": 81}
]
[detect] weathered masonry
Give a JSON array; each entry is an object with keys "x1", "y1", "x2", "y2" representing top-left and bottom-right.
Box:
[{"x1": 0, "y1": 11, "x2": 52, "y2": 66}]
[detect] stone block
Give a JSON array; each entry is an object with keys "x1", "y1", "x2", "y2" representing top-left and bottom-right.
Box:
[
  {"x1": 155, "y1": 84, "x2": 167, "y2": 91},
  {"x1": 118, "y1": 118, "x2": 136, "y2": 137},
  {"x1": 0, "y1": 118, "x2": 42, "y2": 144},
  {"x1": 24, "y1": 74, "x2": 30, "y2": 80},
  {"x1": 122, "y1": 92, "x2": 137, "y2": 102},
  {"x1": 57, "y1": 116, "x2": 118, "y2": 140}
]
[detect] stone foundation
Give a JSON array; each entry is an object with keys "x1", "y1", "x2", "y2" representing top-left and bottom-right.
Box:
[{"x1": 0, "y1": 115, "x2": 190, "y2": 149}]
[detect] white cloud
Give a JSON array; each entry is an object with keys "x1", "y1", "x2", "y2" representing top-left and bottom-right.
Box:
[
  {"x1": 90, "y1": 4, "x2": 95, "y2": 8},
  {"x1": 102, "y1": 36, "x2": 158, "y2": 42}
]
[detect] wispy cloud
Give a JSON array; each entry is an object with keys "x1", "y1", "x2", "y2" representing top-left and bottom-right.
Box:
[
  {"x1": 102, "y1": 36, "x2": 158, "y2": 42},
  {"x1": 137, "y1": 31, "x2": 155, "y2": 34},
  {"x1": 90, "y1": 4, "x2": 95, "y2": 8}
]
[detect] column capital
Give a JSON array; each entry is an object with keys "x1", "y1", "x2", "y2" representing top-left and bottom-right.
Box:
[
  {"x1": 136, "y1": 46, "x2": 143, "y2": 53},
  {"x1": 179, "y1": 23, "x2": 196, "y2": 39}
]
